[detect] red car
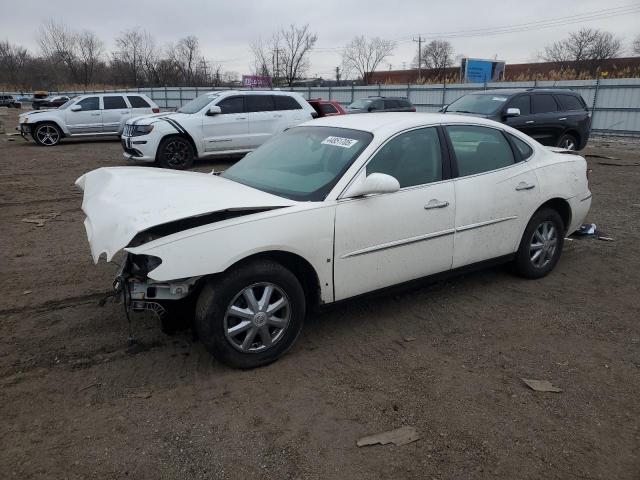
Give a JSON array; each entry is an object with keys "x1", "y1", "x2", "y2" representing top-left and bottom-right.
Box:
[{"x1": 307, "y1": 98, "x2": 346, "y2": 117}]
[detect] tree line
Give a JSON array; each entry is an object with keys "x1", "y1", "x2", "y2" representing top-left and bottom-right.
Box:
[
  {"x1": 0, "y1": 20, "x2": 238, "y2": 90},
  {"x1": 1, "y1": 21, "x2": 639, "y2": 91}
]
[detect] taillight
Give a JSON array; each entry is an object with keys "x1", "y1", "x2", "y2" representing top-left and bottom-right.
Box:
[
  {"x1": 152, "y1": 107, "x2": 160, "y2": 113},
  {"x1": 411, "y1": 107, "x2": 416, "y2": 112}
]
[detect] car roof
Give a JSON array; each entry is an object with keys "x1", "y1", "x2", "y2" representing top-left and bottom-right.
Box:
[
  {"x1": 306, "y1": 112, "x2": 502, "y2": 135},
  {"x1": 473, "y1": 88, "x2": 580, "y2": 96}
]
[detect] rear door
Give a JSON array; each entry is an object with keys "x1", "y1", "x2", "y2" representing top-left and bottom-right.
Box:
[
  {"x1": 246, "y1": 95, "x2": 277, "y2": 148},
  {"x1": 102, "y1": 95, "x2": 131, "y2": 133},
  {"x1": 554, "y1": 93, "x2": 590, "y2": 147},
  {"x1": 445, "y1": 124, "x2": 540, "y2": 267},
  {"x1": 202, "y1": 95, "x2": 249, "y2": 152},
  {"x1": 274, "y1": 94, "x2": 308, "y2": 129},
  {"x1": 530, "y1": 94, "x2": 562, "y2": 145},
  {"x1": 65, "y1": 96, "x2": 102, "y2": 134},
  {"x1": 127, "y1": 95, "x2": 154, "y2": 117}
]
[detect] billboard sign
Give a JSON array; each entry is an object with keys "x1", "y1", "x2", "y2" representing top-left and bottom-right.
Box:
[
  {"x1": 242, "y1": 75, "x2": 271, "y2": 88},
  {"x1": 461, "y1": 58, "x2": 506, "y2": 83}
]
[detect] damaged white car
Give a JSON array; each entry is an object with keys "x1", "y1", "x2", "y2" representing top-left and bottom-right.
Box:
[{"x1": 77, "y1": 113, "x2": 592, "y2": 368}]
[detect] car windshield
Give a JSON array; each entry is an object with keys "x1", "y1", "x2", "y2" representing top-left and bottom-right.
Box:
[
  {"x1": 222, "y1": 126, "x2": 373, "y2": 201},
  {"x1": 177, "y1": 92, "x2": 222, "y2": 114},
  {"x1": 447, "y1": 93, "x2": 509, "y2": 114},
  {"x1": 348, "y1": 98, "x2": 374, "y2": 109}
]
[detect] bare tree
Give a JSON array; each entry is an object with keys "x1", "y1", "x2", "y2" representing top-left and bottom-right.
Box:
[
  {"x1": 342, "y1": 36, "x2": 395, "y2": 84},
  {"x1": 543, "y1": 28, "x2": 622, "y2": 71},
  {"x1": 420, "y1": 40, "x2": 454, "y2": 80},
  {"x1": 250, "y1": 37, "x2": 274, "y2": 78},
  {"x1": 113, "y1": 29, "x2": 157, "y2": 86},
  {"x1": 0, "y1": 40, "x2": 31, "y2": 88},
  {"x1": 173, "y1": 36, "x2": 200, "y2": 85},
  {"x1": 38, "y1": 20, "x2": 79, "y2": 81},
  {"x1": 279, "y1": 24, "x2": 317, "y2": 86},
  {"x1": 76, "y1": 30, "x2": 103, "y2": 85}
]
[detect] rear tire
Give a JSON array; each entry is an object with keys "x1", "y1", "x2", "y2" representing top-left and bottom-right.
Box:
[
  {"x1": 195, "y1": 260, "x2": 306, "y2": 369},
  {"x1": 557, "y1": 133, "x2": 578, "y2": 151},
  {"x1": 32, "y1": 122, "x2": 62, "y2": 146},
  {"x1": 514, "y1": 208, "x2": 565, "y2": 279},
  {"x1": 157, "y1": 136, "x2": 194, "y2": 169}
]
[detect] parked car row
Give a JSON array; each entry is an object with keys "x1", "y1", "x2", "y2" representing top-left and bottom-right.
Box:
[{"x1": 0, "y1": 94, "x2": 21, "y2": 108}]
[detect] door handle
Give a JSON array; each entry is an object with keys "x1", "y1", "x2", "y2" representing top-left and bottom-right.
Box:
[
  {"x1": 236, "y1": 117, "x2": 247, "y2": 120},
  {"x1": 515, "y1": 182, "x2": 535, "y2": 191},
  {"x1": 424, "y1": 199, "x2": 449, "y2": 209},
  {"x1": 558, "y1": 117, "x2": 567, "y2": 121},
  {"x1": 525, "y1": 120, "x2": 535, "y2": 124},
  {"x1": 273, "y1": 114, "x2": 283, "y2": 118},
  {"x1": 91, "y1": 113, "x2": 101, "y2": 116},
  {"x1": 121, "y1": 110, "x2": 130, "y2": 114}
]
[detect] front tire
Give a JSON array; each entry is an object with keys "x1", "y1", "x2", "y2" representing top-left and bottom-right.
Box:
[
  {"x1": 514, "y1": 208, "x2": 565, "y2": 279},
  {"x1": 157, "y1": 136, "x2": 194, "y2": 169},
  {"x1": 32, "y1": 122, "x2": 62, "y2": 146},
  {"x1": 195, "y1": 260, "x2": 306, "y2": 369}
]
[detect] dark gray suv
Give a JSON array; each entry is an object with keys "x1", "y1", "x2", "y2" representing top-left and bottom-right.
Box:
[
  {"x1": 345, "y1": 96, "x2": 416, "y2": 114},
  {"x1": 444, "y1": 89, "x2": 591, "y2": 150}
]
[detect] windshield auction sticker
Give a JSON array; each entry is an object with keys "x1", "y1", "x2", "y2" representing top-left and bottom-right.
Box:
[{"x1": 321, "y1": 136, "x2": 359, "y2": 148}]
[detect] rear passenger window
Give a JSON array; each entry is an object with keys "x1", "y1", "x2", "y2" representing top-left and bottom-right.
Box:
[
  {"x1": 366, "y1": 127, "x2": 442, "y2": 188},
  {"x1": 76, "y1": 96, "x2": 99, "y2": 111},
  {"x1": 245, "y1": 95, "x2": 275, "y2": 112},
  {"x1": 507, "y1": 95, "x2": 530, "y2": 115},
  {"x1": 556, "y1": 94, "x2": 584, "y2": 111},
  {"x1": 218, "y1": 96, "x2": 244, "y2": 114},
  {"x1": 384, "y1": 100, "x2": 400, "y2": 109},
  {"x1": 532, "y1": 95, "x2": 558, "y2": 114},
  {"x1": 447, "y1": 126, "x2": 515, "y2": 176},
  {"x1": 127, "y1": 95, "x2": 151, "y2": 108},
  {"x1": 103, "y1": 96, "x2": 127, "y2": 109},
  {"x1": 319, "y1": 103, "x2": 338, "y2": 114},
  {"x1": 508, "y1": 133, "x2": 534, "y2": 160},
  {"x1": 274, "y1": 95, "x2": 302, "y2": 110}
]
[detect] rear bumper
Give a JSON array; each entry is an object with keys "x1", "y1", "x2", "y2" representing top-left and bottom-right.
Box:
[{"x1": 567, "y1": 192, "x2": 592, "y2": 234}]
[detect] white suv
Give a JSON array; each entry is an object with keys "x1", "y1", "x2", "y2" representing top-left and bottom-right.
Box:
[
  {"x1": 121, "y1": 90, "x2": 316, "y2": 169},
  {"x1": 18, "y1": 93, "x2": 159, "y2": 146}
]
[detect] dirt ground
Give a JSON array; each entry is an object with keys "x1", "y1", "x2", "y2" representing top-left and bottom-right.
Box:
[{"x1": 1, "y1": 107, "x2": 639, "y2": 480}]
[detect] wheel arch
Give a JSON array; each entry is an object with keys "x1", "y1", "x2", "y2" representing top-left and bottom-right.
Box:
[
  {"x1": 535, "y1": 197, "x2": 572, "y2": 231},
  {"x1": 31, "y1": 119, "x2": 67, "y2": 137},
  {"x1": 560, "y1": 128, "x2": 581, "y2": 148},
  {"x1": 157, "y1": 132, "x2": 199, "y2": 160},
  {"x1": 209, "y1": 250, "x2": 323, "y2": 309}
]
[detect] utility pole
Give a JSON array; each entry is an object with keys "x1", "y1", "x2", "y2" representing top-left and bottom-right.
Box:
[
  {"x1": 274, "y1": 48, "x2": 282, "y2": 87},
  {"x1": 413, "y1": 36, "x2": 424, "y2": 80},
  {"x1": 335, "y1": 66, "x2": 341, "y2": 85}
]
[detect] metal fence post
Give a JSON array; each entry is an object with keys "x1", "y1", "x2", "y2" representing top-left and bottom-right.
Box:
[
  {"x1": 179, "y1": 87, "x2": 183, "y2": 107},
  {"x1": 308, "y1": 85, "x2": 311, "y2": 100},
  {"x1": 351, "y1": 83, "x2": 355, "y2": 103},
  {"x1": 591, "y1": 75, "x2": 601, "y2": 127},
  {"x1": 378, "y1": 83, "x2": 381, "y2": 96},
  {"x1": 164, "y1": 86, "x2": 168, "y2": 109},
  {"x1": 328, "y1": 86, "x2": 332, "y2": 100},
  {"x1": 441, "y1": 82, "x2": 446, "y2": 108}
]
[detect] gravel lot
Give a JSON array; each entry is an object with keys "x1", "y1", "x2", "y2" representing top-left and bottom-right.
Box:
[{"x1": 1, "y1": 107, "x2": 639, "y2": 479}]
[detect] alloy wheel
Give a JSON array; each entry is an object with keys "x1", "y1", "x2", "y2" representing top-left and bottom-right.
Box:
[
  {"x1": 529, "y1": 220, "x2": 558, "y2": 269},
  {"x1": 36, "y1": 125, "x2": 60, "y2": 145},
  {"x1": 223, "y1": 283, "x2": 291, "y2": 353},
  {"x1": 164, "y1": 140, "x2": 190, "y2": 167},
  {"x1": 561, "y1": 137, "x2": 576, "y2": 150}
]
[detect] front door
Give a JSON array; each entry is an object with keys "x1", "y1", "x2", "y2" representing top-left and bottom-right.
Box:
[
  {"x1": 65, "y1": 96, "x2": 102, "y2": 134},
  {"x1": 202, "y1": 96, "x2": 249, "y2": 152},
  {"x1": 334, "y1": 127, "x2": 455, "y2": 301},
  {"x1": 246, "y1": 95, "x2": 277, "y2": 149},
  {"x1": 445, "y1": 124, "x2": 540, "y2": 268},
  {"x1": 101, "y1": 95, "x2": 131, "y2": 133}
]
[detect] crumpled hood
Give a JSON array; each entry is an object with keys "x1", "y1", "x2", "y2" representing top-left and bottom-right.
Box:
[
  {"x1": 127, "y1": 111, "x2": 190, "y2": 126},
  {"x1": 75, "y1": 167, "x2": 296, "y2": 263}
]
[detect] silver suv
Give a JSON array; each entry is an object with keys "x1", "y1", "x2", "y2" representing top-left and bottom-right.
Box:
[{"x1": 18, "y1": 93, "x2": 160, "y2": 146}]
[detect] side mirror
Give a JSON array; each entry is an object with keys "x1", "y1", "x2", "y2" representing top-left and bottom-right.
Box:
[
  {"x1": 439, "y1": 104, "x2": 448, "y2": 113},
  {"x1": 505, "y1": 107, "x2": 520, "y2": 117},
  {"x1": 344, "y1": 172, "x2": 400, "y2": 198},
  {"x1": 207, "y1": 105, "x2": 222, "y2": 116},
  {"x1": 70, "y1": 104, "x2": 82, "y2": 112}
]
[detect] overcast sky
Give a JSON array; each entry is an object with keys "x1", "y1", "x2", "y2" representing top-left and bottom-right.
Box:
[{"x1": 2, "y1": 0, "x2": 639, "y2": 78}]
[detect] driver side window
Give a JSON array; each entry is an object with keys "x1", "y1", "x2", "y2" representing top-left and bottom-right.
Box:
[
  {"x1": 76, "y1": 97, "x2": 99, "y2": 111},
  {"x1": 217, "y1": 96, "x2": 244, "y2": 114},
  {"x1": 366, "y1": 127, "x2": 443, "y2": 188}
]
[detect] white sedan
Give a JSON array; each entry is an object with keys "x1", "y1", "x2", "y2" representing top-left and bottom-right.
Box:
[{"x1": 77, "y1": 113, "x2": 592, "y2": 368}]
